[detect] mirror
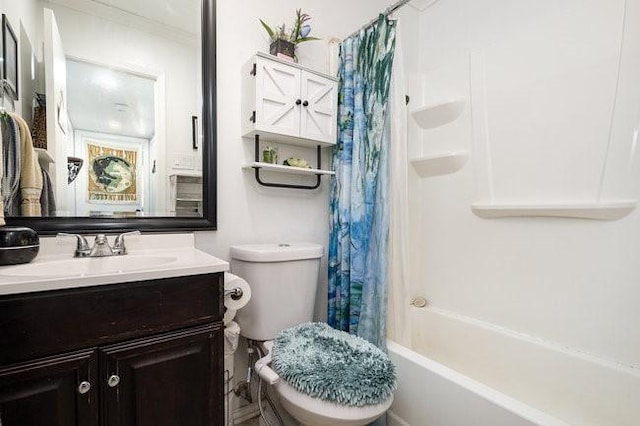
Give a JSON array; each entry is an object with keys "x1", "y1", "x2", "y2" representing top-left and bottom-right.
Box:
[{"x1": 1, "y1": 0, "x2": 216, "y2": 233}]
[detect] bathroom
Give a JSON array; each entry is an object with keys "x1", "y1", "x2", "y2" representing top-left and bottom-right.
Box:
[{"x1": 0, "y1": 0, "x2": 639, "y2": 425}]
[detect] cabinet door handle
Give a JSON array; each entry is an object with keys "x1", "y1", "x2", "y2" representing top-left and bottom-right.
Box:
[
  {"x1": 295, "y1": 99, "x2": 302, "y2": 105},
  {"x1": 107, "y1": 375, "x2": 121, "y2": 388},
  {"x1": 302, "y1": 100, "x2": 309, "y2": 107},
  {"x1": 77, "y1": 381, "x2": 91, "y2": 394}
]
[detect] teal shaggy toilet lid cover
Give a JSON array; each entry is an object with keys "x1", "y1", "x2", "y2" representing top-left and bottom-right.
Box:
[{"x1": 271, "y1": 322, "x2": 397, "y2": 407}]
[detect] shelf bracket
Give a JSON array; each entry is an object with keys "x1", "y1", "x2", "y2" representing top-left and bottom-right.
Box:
[{"x1": 252, "y1": 135, "x2": 323, "y2": 190}]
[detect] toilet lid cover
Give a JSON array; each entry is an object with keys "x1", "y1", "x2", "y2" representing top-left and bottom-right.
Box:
[{"x1": 271, "y1": 322, "x2": 396, "y2": 407}]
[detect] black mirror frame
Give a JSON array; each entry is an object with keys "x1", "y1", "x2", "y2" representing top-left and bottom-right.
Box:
[{"x1": 6, "y1": 0, "x2": 217, "y2": 235}]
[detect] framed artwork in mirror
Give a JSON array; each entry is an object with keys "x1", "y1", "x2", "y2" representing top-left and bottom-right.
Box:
[{"x1": 2, "y1": 14, "x2": 18, "y2": 100}]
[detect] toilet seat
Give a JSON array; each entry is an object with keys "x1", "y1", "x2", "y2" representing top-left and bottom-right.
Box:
[{"x1": 270, "y1": 323, "x2": 396, "y2": 407}]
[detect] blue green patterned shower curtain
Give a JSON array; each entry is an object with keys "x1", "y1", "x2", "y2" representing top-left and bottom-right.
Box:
[{"x1": 328, "y1": 15, "x2": 397, "y2": 349}]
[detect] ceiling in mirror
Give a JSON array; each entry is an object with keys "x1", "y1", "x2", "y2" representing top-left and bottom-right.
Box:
[
  {"x1": 67, "y1": 60, "x2": 155, "y2": 140},
  {"x1": 1, "y1": 0, "x2": 207, "y2": 224},
  {"x1": 46, "y1": 0, "x2": 201, "y2": 42}
]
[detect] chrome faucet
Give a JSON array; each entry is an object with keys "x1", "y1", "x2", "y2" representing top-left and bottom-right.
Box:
[{"x1": 58, "y1": 231, "x2": 141, "y2": 258}]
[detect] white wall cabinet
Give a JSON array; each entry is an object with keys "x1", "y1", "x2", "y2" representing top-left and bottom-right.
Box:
[
  {"x1": 241, "y1": 53, "x2": 338, "y2": 190},
  {"x1": 242, "y1": 53, "x2": 338, "y2": 147}
]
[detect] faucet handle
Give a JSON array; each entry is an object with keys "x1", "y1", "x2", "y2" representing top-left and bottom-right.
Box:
[
  {"x1": 57, "y1": 233, "x2": 90, "y2": 257},
  {"x1": 113, "y1": 230, "x2": 141, "y2": 255}
]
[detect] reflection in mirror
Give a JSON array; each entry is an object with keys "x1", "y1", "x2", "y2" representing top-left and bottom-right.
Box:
[
  {"x1": 2, "y1": 0, "x2": 204, "y2": 220},
  {"x1": 66, "y1": 60, "x2": 156, "y2": 217}
]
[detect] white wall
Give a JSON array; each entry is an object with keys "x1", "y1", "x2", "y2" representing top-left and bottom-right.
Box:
[
  {"x1": 43, "y1": 8, "x2": 70, "y2": 214},
  {"x1": 398, "y1": 0, "x2": 640, "y2": 424},
  {"x1": 2, "y1": 0, "x2": 43, "y2": 125},
  {"x1": 195, "y1": 0, "x2": 390, "y2": 321}
]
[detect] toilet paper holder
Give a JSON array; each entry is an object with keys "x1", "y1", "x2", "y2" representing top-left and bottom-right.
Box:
[{"x1": 225, "y1": 287, "x2": 244, "y2": 301}]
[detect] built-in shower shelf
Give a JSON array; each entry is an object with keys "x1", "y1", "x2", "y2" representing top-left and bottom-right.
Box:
[
  {"x1": 471, "y1": 201, "x2": 637, "y2": 220},
  {"x1": 410, "y1": 152, "x2": 469, "y2": 178},
  {"x1": 411, "y1": 99, "x2": 466, "y2": 129}
]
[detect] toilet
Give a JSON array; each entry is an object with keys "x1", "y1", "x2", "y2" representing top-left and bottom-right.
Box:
[{"x1": 232, "y1": 243, "x2": 394, "y2": 426}]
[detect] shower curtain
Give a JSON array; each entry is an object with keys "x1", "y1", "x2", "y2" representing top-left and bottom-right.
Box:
[{"x1": 328, "y1": 15, "x2": 397, "y2": 349}]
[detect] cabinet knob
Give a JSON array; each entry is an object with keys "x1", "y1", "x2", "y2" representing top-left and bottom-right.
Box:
[
  {"x1": 107, "y1": 374, "x2": 121, "y2": 388},
  {"x1": 295, "y1": 99, "x2": 302, "y2": 105},
  {"x1": 77, "y1": 381, "x2": 91, "y2": 394},
  {"x1": 302, "y1": 100, "x2": 309, "y2": 107}
]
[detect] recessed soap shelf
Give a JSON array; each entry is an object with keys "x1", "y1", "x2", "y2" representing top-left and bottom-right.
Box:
[
  {"x1": 410, "y1": 152, "x2": 469, "y2": 178},
  {"x1": 411, "y1": 99, "x2": 466, "y2": 129}
]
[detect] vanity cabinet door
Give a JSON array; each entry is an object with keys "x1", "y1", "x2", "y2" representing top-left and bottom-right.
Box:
[
  {"x1": 0, "y1": 350, "x2": 98, "y2": 426},
  {"x1": 101, "y1": 325, "x2": 222, "y2": 426}
]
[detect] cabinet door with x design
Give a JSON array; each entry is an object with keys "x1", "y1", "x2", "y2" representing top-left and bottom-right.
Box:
[
  {"x1": 299, "y1": 70, "x2": 338, "y2": 144},
  {"x1": 254, "y1": 57, "x2": 302, "y2": 139}
]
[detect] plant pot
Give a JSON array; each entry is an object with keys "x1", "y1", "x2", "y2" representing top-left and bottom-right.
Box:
[{"x1": 270, "y1": 39, "x2": 295, "y2": 61}]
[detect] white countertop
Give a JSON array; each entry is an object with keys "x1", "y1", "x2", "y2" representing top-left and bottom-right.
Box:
[{"x1": 0, "y1": 233, "x2": 229, "y2": 296}]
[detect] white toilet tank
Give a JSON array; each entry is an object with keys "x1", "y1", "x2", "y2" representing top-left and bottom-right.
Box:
[{"x1": 231, "y1": 243, "x2": 323, "y2": 341}]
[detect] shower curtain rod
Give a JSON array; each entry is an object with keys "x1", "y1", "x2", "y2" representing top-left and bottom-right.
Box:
[{"x1": 345, "y1": 0, "x2": 412, "y2": 39}]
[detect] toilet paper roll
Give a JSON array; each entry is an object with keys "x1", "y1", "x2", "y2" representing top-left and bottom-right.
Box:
[
  {"x1": 223, "y1": 307, "x2": 236, "y2": 325},
  {"x1": 224, "y1": 272, "x2": 251, "y2": 310}
]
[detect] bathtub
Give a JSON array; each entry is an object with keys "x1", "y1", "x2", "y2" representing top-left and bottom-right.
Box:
[
  {"x1": 385, "y1": 308, "x2": 640, "y2": 426},
  {"x1": 386, "y1": 341, "x2": 568, "y2": 426}
]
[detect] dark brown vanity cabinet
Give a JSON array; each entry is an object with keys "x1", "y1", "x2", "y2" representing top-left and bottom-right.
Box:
[
  {"x1": 101, "y1": 326, "x2": 219, "y2": 426},
  {"x1": 0, "y1": 350, "x2": 98, "y2": 426},
  {"x1": 0, "y1": 273, "x2": 225, "y2": 426}
]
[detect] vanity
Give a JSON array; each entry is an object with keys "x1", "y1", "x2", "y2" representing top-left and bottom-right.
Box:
[
  {"x1": 0, "y1": 234, "x2": 228, "y2": 426},
  {"x1": 0, "y1": 0, "x2": 226, "y2": 423}
]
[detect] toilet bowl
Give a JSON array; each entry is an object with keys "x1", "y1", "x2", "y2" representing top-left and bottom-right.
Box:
[
  {"x1": 254, "y1": 337, "x2": 394, "y2": 426},
  {"x1": 275, "y1": 380, "x2": 393, "y2": 426},
  {"x1": 231, "y1": 243, "x2": 395, "y2": 426}
]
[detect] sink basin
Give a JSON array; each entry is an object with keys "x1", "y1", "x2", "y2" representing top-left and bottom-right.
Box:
[{"x1": 1, "y1": 255, "x2": 177, "y2": 278}]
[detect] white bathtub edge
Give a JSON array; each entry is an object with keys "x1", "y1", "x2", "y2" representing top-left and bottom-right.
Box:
[{"x1": 386, "y1": 341, "x2": 571, "y2": 426}]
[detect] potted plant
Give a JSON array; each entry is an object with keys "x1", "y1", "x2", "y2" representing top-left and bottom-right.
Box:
[{"x1": 260, "y1": 9, "x2": 320, "y2": 61}]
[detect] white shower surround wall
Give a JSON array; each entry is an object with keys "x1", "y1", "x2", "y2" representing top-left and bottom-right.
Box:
[{"x1": 389, "y1": 0, "x2": 640, "y2": 425}]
